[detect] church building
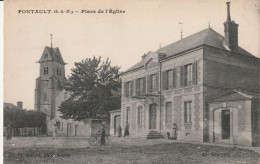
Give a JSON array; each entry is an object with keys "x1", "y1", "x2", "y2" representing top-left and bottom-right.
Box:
[
  {"x1": 114, "y1": 2, "x2": 260, "y2": 146},
  {"x1": 34, "y1": 40, "x2": 109, "y2": 137}
]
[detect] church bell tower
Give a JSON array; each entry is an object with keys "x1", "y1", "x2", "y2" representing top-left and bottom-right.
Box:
[{"x1": 34, "y1": 35, "x2": 66, "y2": 119}]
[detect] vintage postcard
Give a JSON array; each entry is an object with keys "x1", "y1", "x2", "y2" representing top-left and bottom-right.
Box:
[{"x1": 3, "y1": 0, "x2": 260, "y2": 163}]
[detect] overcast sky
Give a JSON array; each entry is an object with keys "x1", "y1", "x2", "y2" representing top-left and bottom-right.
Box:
[{"x1": 4, "y1": 0, "x2": 260, "y2": 109}]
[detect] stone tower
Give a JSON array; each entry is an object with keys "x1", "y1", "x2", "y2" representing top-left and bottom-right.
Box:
[{"x1": 34, "y1": 45, "x2": 66, "y2": 120}]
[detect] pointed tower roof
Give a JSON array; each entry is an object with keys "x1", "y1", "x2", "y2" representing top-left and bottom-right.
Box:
[{"x1": 38, "y1": 46, "x2": 66, "y2": 65}]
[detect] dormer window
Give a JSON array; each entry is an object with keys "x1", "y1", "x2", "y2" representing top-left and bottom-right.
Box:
[
  {"x1": 44, "y1": 54, "x2": 48, "y2": 59},
  {"x1": 57, "y1": 54, "x2": 60, "y2": 60},
  {"x1": 44, "y1": 67, "x2": 48, "y2": 75}
]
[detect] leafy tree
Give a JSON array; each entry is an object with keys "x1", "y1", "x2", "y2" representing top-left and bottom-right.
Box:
[
  {"x1": 58, "y1": 56, "x2": 121, "y2": 121},
  {"x1": 4, "y1": 105, "x2": 47, "y2": 135}
]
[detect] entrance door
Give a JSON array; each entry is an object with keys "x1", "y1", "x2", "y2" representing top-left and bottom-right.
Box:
[
  {"x1": 149, "y1": 104, "x2": 157, "y2": 129},
  {"x1": 67, "y1": 123, "x2": 73, "y2": 137},
  {"x1": 221, "y1": 110, "x2": 230, "y2": 139},
  {"x1": 114, "y1": 115, "x2": 121, "y2": 135},
  {"x1": 75, "y1": 125, "x2": 78, "y2": 136}
]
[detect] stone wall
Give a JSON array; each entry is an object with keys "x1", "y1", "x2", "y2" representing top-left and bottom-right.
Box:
[{"x1": 208, "y1": 100, "x2": 253, "y2": 146}]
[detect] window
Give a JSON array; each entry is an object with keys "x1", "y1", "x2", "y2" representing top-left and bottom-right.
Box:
[
  {"x1": 57, "y1": 54, "x2": 60, "y2": 60},
  {"x1": 167, "y1": 70, "x2": 173, "y2": 90},
  {"x1": 184, "y1": 101, "x2": 192, "y2": 123},
  {"x1": 125, "y1": 82, "x2": 129, "y2": 97},
  {"x1": 57, "y1": 68, "x2": 61, "y2": 75},
  {"x1": 137, "y1": 106, "x2": 142, "y2": 124},
  {"x1": 185, "y1": 64, "x2": 192, "y2": 86},
  {"x1": 44, "y1": 54, "x2": 48, "y2": 58},
  {"x1": 56, "y1": 122, "x2": 61, "y2": 129},
  {"x1": 125, "y1": 81, "x2": 132, "y2": 97},
  {"x1": 44, "y1": 67, "x2": 48, "y2": 75},
  {"x1": 44, "y1": 93, "x2": 47, "y2": 101},
  {"x1": 165, "y1": 102, "x2": 172, "y2": 124},
  {"x1": 126, "y1": 107, "x2": 130, "y2": 124},
  {"x1": 151, "y1": 74, "x2": 156, "y2": 92},
  {"x1": 137, "y1": 78, "x2": 144, "y2": 95}
]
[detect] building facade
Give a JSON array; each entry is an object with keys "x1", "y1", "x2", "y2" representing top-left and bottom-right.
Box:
[
  {"x1": 34, "y1": 45, "x2": 109, "y2": 137},
  {"x1": 118, "y1": 2, "x2": 260, "y2": 146}
]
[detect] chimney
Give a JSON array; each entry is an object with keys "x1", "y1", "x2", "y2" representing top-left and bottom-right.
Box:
[
  {"x1": 142, "y1": 54, "x2": 147, "y2": 60},
  {"x1": 224, "y1": 2, "x2": 239, "y2": 52},
  {"x1": 17, "y1": 101, "x2": 23, "y2": 110}
]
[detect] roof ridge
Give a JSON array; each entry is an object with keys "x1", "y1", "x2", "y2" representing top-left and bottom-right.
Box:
[{"x1": 157, "y1": 28, "x2": 211, "y2": 52}]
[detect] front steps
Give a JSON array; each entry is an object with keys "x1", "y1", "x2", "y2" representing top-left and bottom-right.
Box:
[{"x1": 145, "y1": 130, "x2": 164, "y2": 139}]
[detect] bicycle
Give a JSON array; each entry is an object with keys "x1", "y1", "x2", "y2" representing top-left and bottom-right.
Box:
[{"x1": 88, "y1": 134, "x2": 110, "y2": 146}]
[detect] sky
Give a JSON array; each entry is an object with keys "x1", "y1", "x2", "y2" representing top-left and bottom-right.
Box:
[{"x1": 4, "y1": 0, "x2": 260, "y2": 110}]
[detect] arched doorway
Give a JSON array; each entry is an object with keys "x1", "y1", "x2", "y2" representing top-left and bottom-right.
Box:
[
  {"x1": 114, "y1": 115, "x2": 121, "y2": 135},
  {"x1": 149, "y1": 104, "x2": 157, "y2": 129}
]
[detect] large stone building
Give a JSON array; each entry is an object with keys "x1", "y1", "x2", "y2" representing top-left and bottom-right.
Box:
[
  {"x1": 34, "y1": 45, "x2": 109, "y2": 137},
  {"x1": 113, "y1": 2, "x2": 260, "y2": 146}
]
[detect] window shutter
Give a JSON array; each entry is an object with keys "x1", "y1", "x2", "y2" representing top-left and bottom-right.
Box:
[
  {"x1": 162, "y1": 71, "x2": 167, "y2": 90},
  {"x1": 155, "y1": 73, "x2": 159, "y2": 92},
  {"x1": 123, "y1": 82, "x2": 127, "y2": 97},
  {"x1": 192, "y1": 62, "x2": 197, "y2": 85},
  {"x1": 130, "y1": 81, "x2": 134, "y2": 96},
  {"x1": 135, "y1": 79, "x2": 139, "y2": 96},
  {"x1": 180, "y1": 66, "x2": 185, "y2": 87},
  {"x1": 173, "y1": 68, "x2": 177, "y2": 88},
  {"x1": 147, "y1": 75, "x2": 150, "y2": 93},
  {"x1": 143, "y1": 77, "x2": 146, "y2": 94}
]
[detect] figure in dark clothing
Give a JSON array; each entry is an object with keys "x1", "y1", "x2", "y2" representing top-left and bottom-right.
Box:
[
  {"x1": 172, "y1": 123, "x2": 178, "y2": 140},
  {"x1": 6, "y1": 124, "x2": 12, "y2": 140},
  {"x1": 117, "y1": 125, "x2": 122, "y2": 137},
  {"x1": 100, "y1": 126, "x2": 106, "y2": 145},
  {"x1": 124, "y1": 123, "x2": 129, "y2": 137}
]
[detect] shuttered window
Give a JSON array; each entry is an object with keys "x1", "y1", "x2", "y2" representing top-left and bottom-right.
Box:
[
  {"x1": 162, "y1": 71, "x2": 167, "y2": 90},
  {"x1": 167, "y1": 70, "x2": 173, "y2": 90},
  {"x1": 185, "y1": 64, "x2": 192, "y2": 86},
  {"x1": 172, "y1": 68, "x2": 177, "y2": 88},
  {"x1": 126, "y1": 107, "x2": 130, "y2": 124},
  {"x1": 125, "y1": 81, "x2": 132, "y2": 97},
  {"x1": 181, "y1": 62, "x2": 198, "y2": 87},
  {"x1": 136, "y1": 78, "x2": 144, "y2": 96},
  {"x1": 125, "y1": 82, "x2": 129, "y2": 97},
  {"x1": 137, "y1": 106, "x2": 142, "y2": 124},
  {"x1": 151, "y1": 74, "x2": 156, "y2": 92},
  {"x1": 184, "y1": 101, "x2": 192, "y2": 123},
  {"x1": 165, "y1": 102, "x2": 172, "y2": 124},
  {"x1": 130, "y1": 81, "x2": 134, "y2": 97}
]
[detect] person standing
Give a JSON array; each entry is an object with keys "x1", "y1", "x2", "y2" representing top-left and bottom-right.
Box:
[
  {"x1": 53, "y1": 124, "x2": 57, "y2": 139},
  {"x1": 172, "y1": 123, "x2": 178, "y2": 140},
  {"x1": 100, "y1": 126, "x2": 106, "y2": 146},
  {"x1": 6, "y1": 124, "x2": 12, "y2": 140},
  {"x1": 117, "y1": 125, "x2": 122, "y2": 137},
  {"x1": 124, "y1": 123, "x2": 129, "y2": 137}
]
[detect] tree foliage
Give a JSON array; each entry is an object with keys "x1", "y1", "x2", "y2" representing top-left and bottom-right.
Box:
[
  {"x1": 4, "y1": 106, "x2": 46, "y2": 128},
  {"x1": 58, "y1": 56, "x2": 121, "y2": 121}
]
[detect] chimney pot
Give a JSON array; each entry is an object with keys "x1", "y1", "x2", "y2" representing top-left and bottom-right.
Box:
[
  {"x1": 226, "y1": 2, "x2": 231, "y2": 21},
  {"x1": 224, "y1": 2, "x2": 238, "y2": 52}
]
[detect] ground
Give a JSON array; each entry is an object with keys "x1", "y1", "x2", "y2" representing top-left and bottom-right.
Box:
[{"x1": 3, "y1": 137, "x2": 260, "y2": 164}]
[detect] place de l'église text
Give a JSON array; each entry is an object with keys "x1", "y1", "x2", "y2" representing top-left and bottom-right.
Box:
[{"x1": 18, "y1": 9, "x2": 126, "y2": 14}]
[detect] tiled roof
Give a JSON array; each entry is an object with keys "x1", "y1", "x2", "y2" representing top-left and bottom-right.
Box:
[
  {"x1": 39, "y1": 46, "x2": 66, "y2": 64},
  {"x1": 124, "y1": 28, "x2": 254, "y2": 73},
  {"x1": 207, "y1": 90, "x2": 257, "y2": 102}
]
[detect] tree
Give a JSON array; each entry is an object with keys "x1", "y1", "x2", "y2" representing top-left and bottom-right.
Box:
[
  {"x1": 4, "y1": 106, "x2": 47, "y2": 135},
  {"x1": 58, "y1": 56, "x2": 121, "y2": 121}
]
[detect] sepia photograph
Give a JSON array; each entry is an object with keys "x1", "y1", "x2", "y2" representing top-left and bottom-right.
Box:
[{"x1": 3, "y1": 0, "x2": 260, "y2": 163}]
